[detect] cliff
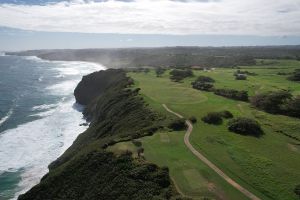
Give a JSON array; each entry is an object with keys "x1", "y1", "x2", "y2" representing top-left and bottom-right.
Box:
[{"x1": 18, "y1": 69, "x2": 180, "y2": 200}]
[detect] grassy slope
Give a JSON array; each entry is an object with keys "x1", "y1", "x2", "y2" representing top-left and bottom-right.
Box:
[{"x1": 127, "y1": 59, "x2": 300, "y2": 200}]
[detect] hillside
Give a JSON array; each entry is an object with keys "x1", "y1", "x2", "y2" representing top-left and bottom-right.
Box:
[{"x1": 18, "y1": 69, "x2": 181, "y2": 200}]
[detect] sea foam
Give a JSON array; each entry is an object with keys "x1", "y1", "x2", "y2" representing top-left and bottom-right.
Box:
[
  {"x1": 0, "y1": 58, "x2": 106, "y2": 199},
  {"x1": 0, "y1": 108, "x2": 14, "y2": 127}
]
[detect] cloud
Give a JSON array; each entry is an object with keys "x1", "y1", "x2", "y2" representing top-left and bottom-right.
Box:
[{"x1": 0, "y1": 0, "x2": 299, "y2": 36}]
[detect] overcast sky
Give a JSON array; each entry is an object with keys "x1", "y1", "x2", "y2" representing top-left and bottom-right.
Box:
[{"x1": 0, "y1": 0, "x2": 300, "y2": 50}]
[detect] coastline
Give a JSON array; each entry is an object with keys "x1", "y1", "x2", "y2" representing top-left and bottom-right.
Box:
[{"x1": 0, "y1": 55, "x2": 106, "y2": 200}]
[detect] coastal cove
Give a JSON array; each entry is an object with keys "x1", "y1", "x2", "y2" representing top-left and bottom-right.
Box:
[{"x1": 0, "y1": 55, "x2": 106, "y2": 200}]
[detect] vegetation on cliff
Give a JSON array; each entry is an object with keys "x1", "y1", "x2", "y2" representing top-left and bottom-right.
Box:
[{"x1": 19, "y1": 69, "x2": 179, "y2": 200}]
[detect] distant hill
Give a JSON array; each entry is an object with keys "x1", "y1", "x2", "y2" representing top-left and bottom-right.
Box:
[{"x1": 7, "y1": 46, "x2": 300, "y2": 68}]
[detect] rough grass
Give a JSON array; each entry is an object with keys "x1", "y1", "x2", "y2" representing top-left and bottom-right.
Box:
[{"x1": 128, "y1": 59, "x2": 300, "y2": 200}]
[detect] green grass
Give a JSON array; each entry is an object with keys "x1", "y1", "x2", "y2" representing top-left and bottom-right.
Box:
[
  {"x1": 109, "y1": 131, "x2": 249, "y2": 200},
  {"x1": 126, "y1": 59, "x2": 300, "y2": 200}
]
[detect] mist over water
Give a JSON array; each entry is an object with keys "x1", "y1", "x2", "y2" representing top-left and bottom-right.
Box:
[{"x1": 0, "y1": 55, "x2": 105, "y2": 199}]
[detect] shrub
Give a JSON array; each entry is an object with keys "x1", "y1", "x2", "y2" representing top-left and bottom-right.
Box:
[
  {"x1": 251, "y1": 91, "x2": 300, "y2": 118},
  {"x1": 192, "y1": 75, "x2": 215, "y2": 91},
  {"x1": 277, "y1": 72, "x2": 289, "y2": 75},
  {"x1": 220, "y1": 110, "x2": 233, "y2": 119},
  {"x1": 192, "y1": 81, "x2": 214, "y2": 91},
  {"x1": 214, "y1": 88, "x2": 248, "y2": 101},
  {"x1": 189, "y1": 116, "x2": 197, "y2": 123},
  {"x1": 281, "y1": 95, "x2": 300, "y2": 118},
  {"x1": 168, "y1": 119, "x2": 186, "y2": 130},
  {"x1": 294, "y1": 184, "x2": 300, "y2": 198},
  {"x1": 250, "y1": 90, "x2": 292, "y2": 114},
  {"x1": 155, "y1": 67, "x2": 166, "y2": 77},
  {"x1": 228, "y1": 117, "x2": 263, "y2": 137},
  {"x1": 202, "y1": 112, "x2": 223, "y2": 125},
  {"x1": 235, "y1": 74, "x2": 247, "y2": 80},
  {"x1": 287, "y1": 69, "x2": 300, "y2": 82},
  {"x1": 195, "y1": 75, "x2": 215, "y2": 83},
  {"x1": 137, "y1": 147, "x2": 144, "y2": 157},
  {"x1": 234, "y1": 70, "x2": 257, "y2": 76},
  {"x1": 132, "y1": 140, "x2": 142, "y2": 147},
  {"x1": 170, "y1": 69, "x2": 194, "y2": 82}
]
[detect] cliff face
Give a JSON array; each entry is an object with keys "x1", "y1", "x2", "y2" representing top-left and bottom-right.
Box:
[
  {"x1": 18, "y1": 69, "x2": 179, "y2": 200},
  {"x1": 74, "y1": 69, "x2": 128, "y2": 105}
]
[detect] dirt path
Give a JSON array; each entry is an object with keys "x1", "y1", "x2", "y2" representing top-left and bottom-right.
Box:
[{"x1": 162, "y1": 104, "x2": 261, "y2": 200}]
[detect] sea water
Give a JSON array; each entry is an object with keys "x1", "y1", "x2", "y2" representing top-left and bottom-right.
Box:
[{"x1": 0, "y1": 54, "x2": 105, "y2": 199}]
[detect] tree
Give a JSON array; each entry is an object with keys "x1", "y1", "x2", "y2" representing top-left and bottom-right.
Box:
[{"x1": 228, "y1": 117, "x2": 263, "y2": 137}]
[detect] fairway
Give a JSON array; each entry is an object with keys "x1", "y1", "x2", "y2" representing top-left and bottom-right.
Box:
[
  {"x1": 132, "y1": 72, "x2": 207, "y2": 104},
  {"x1": 127, "y1": 59, "x2": 300, "y2": 200}
]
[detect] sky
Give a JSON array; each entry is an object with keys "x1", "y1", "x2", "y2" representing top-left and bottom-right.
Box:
[{"x1": 0, "y1": 0, "x2": 300, "y2": 50}]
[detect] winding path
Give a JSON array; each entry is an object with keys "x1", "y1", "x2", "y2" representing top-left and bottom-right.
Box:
[{"x1": 162, "y1": 104, "x2": 261, "y2": 200}]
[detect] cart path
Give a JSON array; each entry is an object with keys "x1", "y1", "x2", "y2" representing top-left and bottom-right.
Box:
[{"x1": 162, "y1": 104, "x2": 261, "y2": 200}]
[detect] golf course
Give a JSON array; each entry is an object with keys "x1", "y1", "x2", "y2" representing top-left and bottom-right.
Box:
[{"x1": 109, "y1": 59, "x2": 300, "y2": 200}]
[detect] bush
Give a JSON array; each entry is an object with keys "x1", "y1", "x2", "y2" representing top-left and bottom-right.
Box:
[
  {"x1": 195, "y1": 75, "x2": 215, "y2": 83},
  {"x1": 168, "y1": 119, "x2": 186, "y2": 130},
  {"x1": 281, "y1": 95, "x2": 300, "y2": 118},
  {"x1": 192, "y1": 81, "x2": 214, "y2": 91},
  {"x1": 277, "y1": 72, "x2": 289, "y2": 75},
  {"x1": 132, "y1": 140, "x2": 142, "y2": 147},
  {"x1": 155, "y1": 67, "x2": 166, "y2": 77},
  {"x1": 251, "y1": 91, "x2": 300, "y2": 118},
  {"x1": 234, "y1": 70, "x2": 257, "y2": 76},
  {"x1": 214, "y1": 88, "x2": 248, "y2": 101},
  {"x1": 250, "y1": 90, "x2": 292, "y2": 114},
  {"x1": 228, "y1": 117, "x2": 263, "y2": 137},
  {"x1": 189, "y1": 116, "x2": 197, "y2": 123},
  {"x1": 137, "y1": 147, "x2": 144, "y2": 157},
  {"x1": 202, "y1": 112, "x2": 223, "y2": 125},
  {"x1": 220, "y1": 110, "x2": 233, "y2": 119},
  {"x1": 235, "y1": 74, "x2": 247, "y2": 80},
  {"x1": 192, "y1": 75, "x2": 215, "y2": 91},
  {"x1": 287, "y1": 69, "x2": 300, "y2": 82},
  {"x1": 170, "y1": 69, "x2": 194, "y2": 82},
  {"x1": 294, "y1": 184, "x2": 300, "y2": 198}
]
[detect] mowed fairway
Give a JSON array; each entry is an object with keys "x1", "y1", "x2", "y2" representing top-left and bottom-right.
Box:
[
  {"x1": 132, "y1": 72, "x2": 207, "y2": 104},
  {"x1": 128, "y1": 59, "x2": 300, "y2": 200}
]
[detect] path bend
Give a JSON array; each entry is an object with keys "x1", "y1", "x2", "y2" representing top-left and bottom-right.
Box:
[{"x1": 162, "y1": 104, "x2": 261, "y2": 200}]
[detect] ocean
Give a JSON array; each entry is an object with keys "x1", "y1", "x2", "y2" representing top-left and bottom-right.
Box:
[{"x1": 0, "y1": 54, "x2": 105, "y2": 199}]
